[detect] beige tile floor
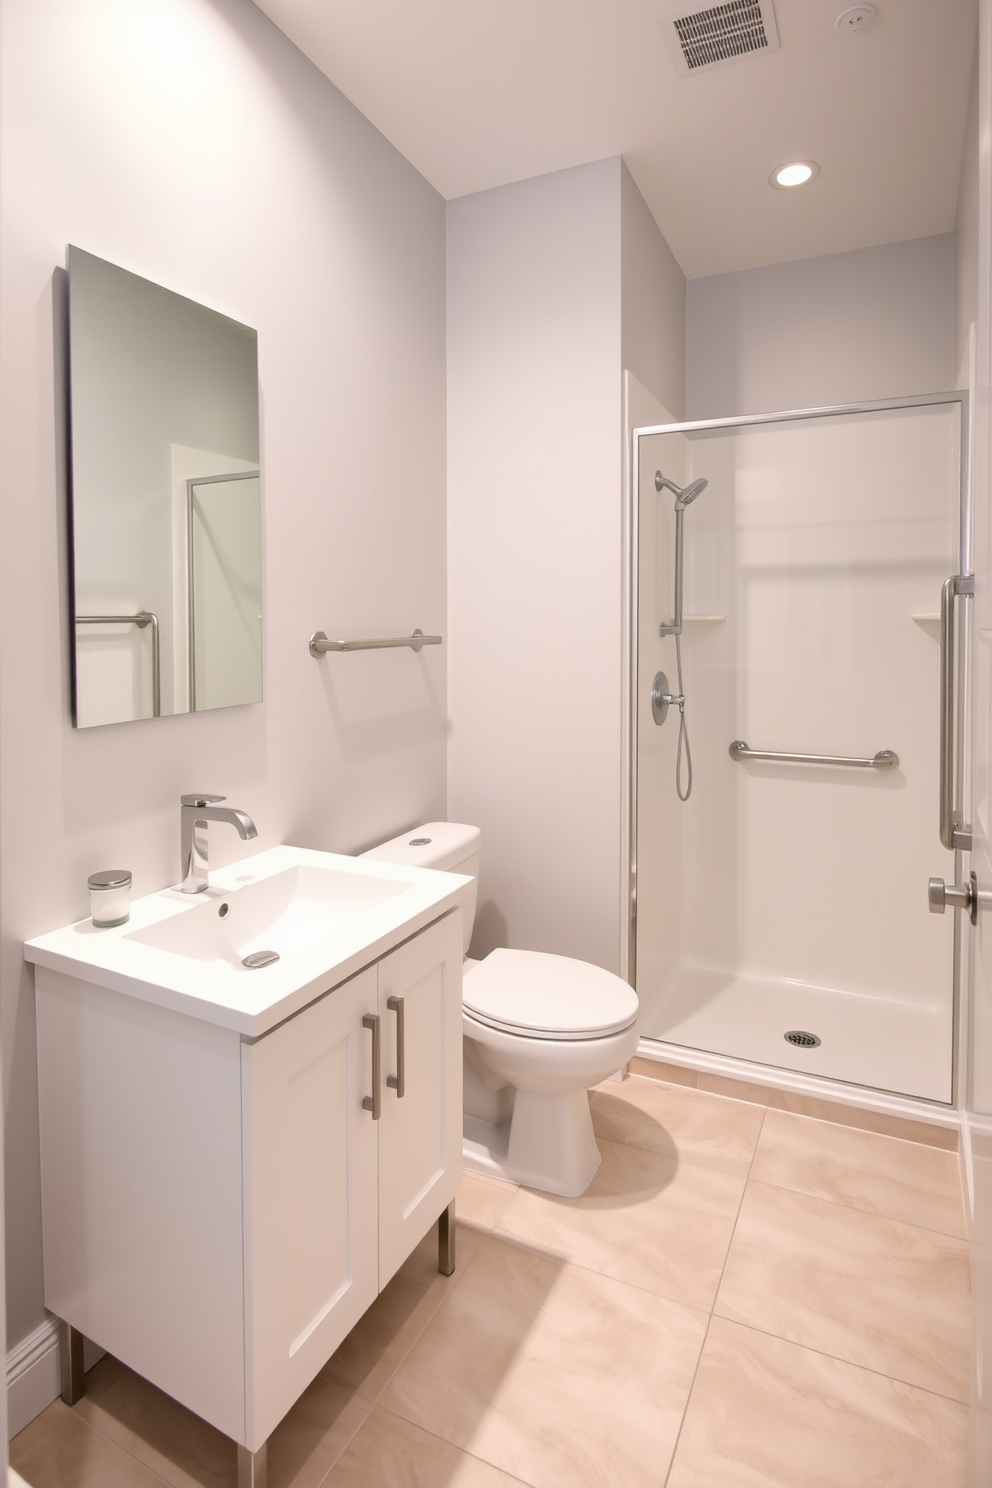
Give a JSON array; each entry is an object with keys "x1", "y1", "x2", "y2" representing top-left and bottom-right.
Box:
[{"x1": 11, "y1": 1073, "x2": 972, "y2": 1488}]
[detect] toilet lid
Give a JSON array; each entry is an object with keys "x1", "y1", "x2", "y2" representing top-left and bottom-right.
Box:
[{"x1": 462, "y1": 949, "x2": 639, "y2": 1041}]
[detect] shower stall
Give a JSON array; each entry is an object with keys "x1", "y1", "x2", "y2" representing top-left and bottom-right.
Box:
[{"x1": 628, "y1": 393, "x2": 969, "y2": 1106}]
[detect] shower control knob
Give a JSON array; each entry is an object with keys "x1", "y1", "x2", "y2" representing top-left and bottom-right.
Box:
[{"x1": 928, "y1": 872, "x2": 981, "y2": 925}]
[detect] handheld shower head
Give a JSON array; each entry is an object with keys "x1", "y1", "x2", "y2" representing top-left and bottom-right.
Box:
[
  {"x1": 676, "y1": 477, "x2": 708, "y2": 509},
  {"x1": 655, "y1": 472, "x2": 709, "y2": 510}
]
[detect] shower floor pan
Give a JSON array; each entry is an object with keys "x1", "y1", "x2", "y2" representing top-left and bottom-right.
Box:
[{"x1": 637, "y1": 967, "x2": 951, "y2": 1104}]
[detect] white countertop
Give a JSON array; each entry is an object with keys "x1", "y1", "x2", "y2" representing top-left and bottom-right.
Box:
[{"x1": 24, "y1": 845, "x2": 471, "y2": 1037}]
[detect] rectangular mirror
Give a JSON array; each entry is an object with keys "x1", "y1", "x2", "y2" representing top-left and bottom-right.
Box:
[{"x1": 67, "y1": 246, "x2": 262, "y2": 726}]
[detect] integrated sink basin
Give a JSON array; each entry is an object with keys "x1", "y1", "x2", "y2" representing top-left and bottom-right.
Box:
[
  {"x1": 25, "y1": 844, "x2": 472, "y2": 1036},
  {"x1": 128, "y1": 864, "x2": 409, "y2": 966}
]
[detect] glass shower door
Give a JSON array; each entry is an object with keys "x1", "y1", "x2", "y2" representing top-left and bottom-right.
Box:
[{"x1": 632, "y1": 398, "x2": 964, "y2": 1102}]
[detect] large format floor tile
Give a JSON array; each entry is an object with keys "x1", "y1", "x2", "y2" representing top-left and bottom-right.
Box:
[
  {"x1": 380, "y1": 1234, "x2": 708, "y2": 1488},
  {"x1": 667, "y1": 1317, "x2": 969, "y2": 1488},
  {"x1": 325, "y1": 1407, "x2": 531, "y2": 1487},
  {"x1": 495, "y1": 1136, "x2": 745, "y2": 1310},
  {"x1": 716, "y1": 1181, "x2": 971, "y2": 1400},
  {"x1": 590, "y1": 1075, "x2": 766, "y2": 1177},
  {"x1": 750, "y1": 1108, "x2": 966, "y2": 1236}
]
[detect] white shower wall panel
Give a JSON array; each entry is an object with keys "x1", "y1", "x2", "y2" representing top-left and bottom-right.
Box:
[
  {"x1": 715, "y1": 409, "x2": 955, "y2": 1005},
  {"x1": 637, "y1": 402, "x2": 960, "y2": 1100}
]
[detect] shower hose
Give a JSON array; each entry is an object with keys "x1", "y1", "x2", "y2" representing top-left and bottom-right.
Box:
[{"x1": 675, "y1": 630, "x2": 693, "y2": 802}]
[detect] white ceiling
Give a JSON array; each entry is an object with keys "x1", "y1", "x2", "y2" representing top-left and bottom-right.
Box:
[{"x1": 254, "y1": 0, "x2": 977, "y2": 279}]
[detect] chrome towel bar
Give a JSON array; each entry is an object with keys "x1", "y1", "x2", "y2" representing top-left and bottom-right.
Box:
[
  {"x1": 76, "y1": 610, "x2": 161, "y2": 717},
  {"x1": 309, "y1": 628, "x2": 441, "y2": 657},
  {"x1": 729, "y1": 740, "x2": 898, "y2": 770}
]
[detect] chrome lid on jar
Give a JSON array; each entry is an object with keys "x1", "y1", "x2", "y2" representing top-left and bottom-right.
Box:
[{"x1": 87, "y1": 870, "x2": 132, "y2": 890}]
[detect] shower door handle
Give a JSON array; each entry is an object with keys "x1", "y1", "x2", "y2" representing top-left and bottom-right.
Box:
[
  {"x1": 928, "y1": 871, "x2": 992, "y2": 926},
  {"x1": 940, "y1": 574, "x2": 973, "y2": 851}
]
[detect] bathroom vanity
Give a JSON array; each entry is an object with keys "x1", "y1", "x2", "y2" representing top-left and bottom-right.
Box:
[{"x1": 25, "y1": 846, "x2": 469, "y2": 1481}]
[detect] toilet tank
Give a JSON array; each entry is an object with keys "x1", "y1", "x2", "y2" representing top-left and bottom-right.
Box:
[{"x1": 360, "y1": 822, "x2": 480, "y2": 956}]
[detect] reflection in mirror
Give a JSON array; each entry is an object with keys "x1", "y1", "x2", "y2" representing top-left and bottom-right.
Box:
[{"x1": 67, "y1": 247, "x2": 262, "y2": 726}]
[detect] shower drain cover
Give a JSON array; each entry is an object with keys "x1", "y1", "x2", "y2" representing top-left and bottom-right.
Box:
[{"x1": 785, "y1": 1030, "x2": 821, "y2": 1048}]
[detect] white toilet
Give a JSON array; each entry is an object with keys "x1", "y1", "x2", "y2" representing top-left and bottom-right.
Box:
[{"x1": 361, "y1": 822, "x2": 639, "y2": 1197}]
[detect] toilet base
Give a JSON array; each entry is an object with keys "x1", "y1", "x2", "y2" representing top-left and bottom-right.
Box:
[
  {"x1": 463, "y1": 1114, "x2": 511, "y2": 1183},
  {"x1": 462, "y1": 1086, "x2": 602, "y2": 1198}
]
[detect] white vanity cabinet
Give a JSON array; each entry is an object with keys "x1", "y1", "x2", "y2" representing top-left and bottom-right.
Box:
[{"x1": 34, "y1": 906, "x2": 463, "y2": 1460}]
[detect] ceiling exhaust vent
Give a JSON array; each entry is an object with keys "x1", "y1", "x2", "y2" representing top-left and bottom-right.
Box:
[{"x1": 658, "y1": 0, "x2": 781, "y2": 76}]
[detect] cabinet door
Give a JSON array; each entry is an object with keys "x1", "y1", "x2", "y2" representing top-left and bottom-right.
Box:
[
  {"x1": 377, "y1": 910, "x2": 463, "y2": 1288},
  {"x1": 243, "y1": 966, "x2": 378, "y2": 1450}
]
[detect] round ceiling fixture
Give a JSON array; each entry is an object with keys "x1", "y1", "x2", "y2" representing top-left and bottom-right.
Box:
[
  {"x1": 770, "y1": 161, "x2": 820, "y2": 190},
  {"x1": 835, "y1": 4, "x2": 877, "y2": 32}
]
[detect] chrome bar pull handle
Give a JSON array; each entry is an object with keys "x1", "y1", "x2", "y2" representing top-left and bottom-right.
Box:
[
  {"x1": 940, "y1": 574, "x2": 974, "y2": 851},
  {"x1": 362, "y1": 1013, "x2": 381, "y2": 1120},
  {"x1": 386, "y1": 996, "x2": 405, "y2": 1099}
]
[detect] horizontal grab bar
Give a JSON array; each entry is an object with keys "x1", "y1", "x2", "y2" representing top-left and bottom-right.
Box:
[
  {"x1": 309, "y1": 628, "x2": 441, "y2": 657},
  {"x1": 729, "y1": 740, "x2": 898, "y2": 770}
]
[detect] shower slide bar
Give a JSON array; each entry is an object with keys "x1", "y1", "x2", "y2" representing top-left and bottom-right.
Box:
[
  {"x1": 76, "y1": 610, "x2": 161, "y2": 717},
  {"x1": 729, "y1": 740, "x2": 898, "y2": 770},
  {"x1": 309, "y1": 628, "x2": 441, "y2": 656}
]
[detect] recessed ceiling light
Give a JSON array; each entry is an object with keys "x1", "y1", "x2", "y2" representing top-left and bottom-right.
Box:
[{"x1": 770, "y1": 160, "x2": 820, "y2": 189}]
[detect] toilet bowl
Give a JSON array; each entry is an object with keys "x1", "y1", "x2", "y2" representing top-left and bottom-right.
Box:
[{"x1": 361, "y1": 823, "x2": 639, "y2": 1197}]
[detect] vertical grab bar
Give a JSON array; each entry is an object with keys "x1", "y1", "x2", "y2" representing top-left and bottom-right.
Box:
[{"x1": 940, "y1": 573, "x2": 974, "y2": 851}]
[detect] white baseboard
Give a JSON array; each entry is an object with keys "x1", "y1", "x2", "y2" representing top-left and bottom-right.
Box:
[
  {"x1": 5, "y1": 1318, "x2": 105, "y2": 1439},
  {"x1": 6, "y1": 1318, "x2": 60, "y2": 1440}
]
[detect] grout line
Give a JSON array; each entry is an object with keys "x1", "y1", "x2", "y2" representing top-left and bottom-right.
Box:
[
  {"x1": 711, "y1": 1315, "x2": 971, "y2": 1409},
  {"x1": 52, "y1": 1399, "x2": 177, "y2": 1488},
  {"x1": 744, "y1": 1173, "x2": 970, "y2": 1243},
  {"x1": 661, "y1": 1104, "x2": 769, "y2": 1487},
  {"x1": 351, "y1": 1227, "x2": 499, "y2": 1408},
  {"x1": 367, "y1": 1402, "x2": 541, "y2": 1486},
  {"x1": 483, "y1": 1227, "x2": 713, "y2": 1319},
  {"x1": 310, "y1": 1394, "x2": 377, "y2": 1488}
]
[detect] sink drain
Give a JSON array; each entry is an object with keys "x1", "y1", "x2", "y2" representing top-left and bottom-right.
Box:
[
  {"x1": 784, "y1": 1030, "x2": 821, "y2": 1048},
  {"x1": 242, "y1": 950, "x2": 280, "y2": 969}
]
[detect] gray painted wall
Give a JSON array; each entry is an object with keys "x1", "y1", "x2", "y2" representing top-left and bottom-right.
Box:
[
  {"x1": 447, "y1": 159, "x2": 684, "y2": 975},
  {"x1": 686, "y1": 234, "x2": 955, "y2": 420},
  {"x1": 1, "y1": 0, "x2": 446, "y2": 1351},
  {"x1": 621, "y1": 163, "x2": 686, "y2": 422}
]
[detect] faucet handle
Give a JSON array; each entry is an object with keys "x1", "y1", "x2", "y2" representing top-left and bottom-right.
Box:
[{"x1": 181, "y1": 793, "x2": 226, "y2": 808}]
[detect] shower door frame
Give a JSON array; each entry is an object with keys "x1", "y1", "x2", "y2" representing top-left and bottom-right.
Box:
[{"x1": 626, "y1": 389, "x2": 971, "y2": 1108}]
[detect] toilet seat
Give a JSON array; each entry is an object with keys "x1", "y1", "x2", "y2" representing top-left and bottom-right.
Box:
[{"x1": 462, "y1": 948, "x2": 638, "y2": 1041}]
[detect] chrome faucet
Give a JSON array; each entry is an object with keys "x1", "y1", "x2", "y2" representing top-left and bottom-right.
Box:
[{"x1": 179, "y1": 794, "x2": 258, "y2": 894}]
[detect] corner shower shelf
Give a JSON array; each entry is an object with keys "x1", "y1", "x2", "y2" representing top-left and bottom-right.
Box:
[{"x1": 911, "y1": 614, "x2": 941, "y2": 640}]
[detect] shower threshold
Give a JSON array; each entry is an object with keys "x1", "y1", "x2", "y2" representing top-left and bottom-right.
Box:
[{"x1": 637, "y1": 968, "x2": 951, "y2": 1104}]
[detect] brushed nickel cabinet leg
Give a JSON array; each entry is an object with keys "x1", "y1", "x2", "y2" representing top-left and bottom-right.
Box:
[
  {"x1": 237, "y1": 1441, "x2": 268, "y2": 1488},
  {"x1": 438, "y1": 1200, "x2": 455, "y2": 1276},
  {"x1": 59, "y1": 1321, "x2": 85, "y2": 1406}
]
